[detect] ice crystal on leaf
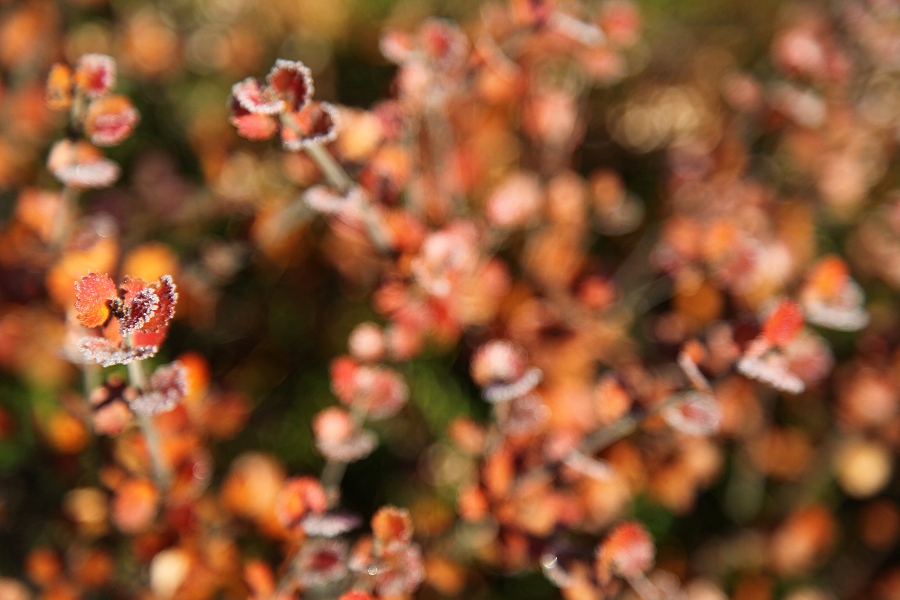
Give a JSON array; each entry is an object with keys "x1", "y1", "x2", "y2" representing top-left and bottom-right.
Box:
[{"x1": 76, "y1": 337, "x2": 159, "y2": 367}]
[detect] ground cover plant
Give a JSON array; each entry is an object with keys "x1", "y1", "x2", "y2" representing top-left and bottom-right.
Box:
[{"x1": 0, "y1": 0, "x2": 899, "y2": 599}]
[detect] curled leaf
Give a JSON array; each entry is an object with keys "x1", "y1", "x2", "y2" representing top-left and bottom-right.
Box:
[
  {"x1": 266, "y1": 59, "x2": 314, "y2": 111},
  {"x1": 281, "y1": 102, "x2": 340, "y2": 151}
]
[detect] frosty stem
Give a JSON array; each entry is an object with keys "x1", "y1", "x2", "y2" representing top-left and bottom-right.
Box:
[
  {"x1": 124, "y1": 341, "x2": 171, "y2": 492},
  {"x1": 305, "y1": 142, "x2": 393, "y2": 255},
  {"x1": 320, "y1": 401, "x2": 369, "y2": 508},
  {"x1": 50, "y1": 185, "x2": 78, "y2": 249},
  {"x1": 304, "y1": 142, "x2": 354, "y2": 194},
  {"x1": 279, "y1": 114, "x2": 392, "y2": 254}
]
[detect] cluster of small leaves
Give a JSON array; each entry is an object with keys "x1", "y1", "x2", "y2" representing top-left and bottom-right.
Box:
[
  {"x1": 229, "y1": 59, "x2": 339, "y2": 149},
  {"x1": 73, "y1": 272, "x2": 177, "y2": 366},
  {"x1": 45, "y1": 54, "x2": 139, "y2": 189}
]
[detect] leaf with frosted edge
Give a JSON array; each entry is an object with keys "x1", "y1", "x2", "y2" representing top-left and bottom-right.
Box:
[
  {"x1": 53, "y1": 159, "x2": 121, "y2": 189},
  {"x1": 130, "y1": 361, "x2": 187, "y2": 415},
  {"x1": 266, "y1": 59, "x2": 314, "y2": 111},
  {"x1": 275, "y1": 476, "x2": 328, "y2": 531},
  {"x1": 354, "y1": 366, "x2": 409, "y2": 420},
  {"x1": 76, "y1": 337, "x2": 158, "y2": 367},
  {"x1": 281, "y1": 102, "x2": 340, "y2": 151},
  {"x1": 662, "y1": 392, "x2": 721, "y2": 436},
  {"x1": 119, "y1": 280, "x2": 160, "y2": 333},
  {"x1": 737, "y1": 354, "x2": 805, "y2": 395},
  {"x1": 229, "y1": 108, "x2": 278, "y2": 141},
  {"x1": 373, "y1": 545, "x2": 425, "y2": 596},
  {"x1": 483, "y1": 368, "x2": 543, "y2": 403},
  {"x1": 140, "y1": 275, "x2": 178, "y2": 333},
  {"x1": 316, "y1": 429, "x2": 378, "y2": 462},
  {"x1": 232, "y1": 78, "x2": 286, "y2": 115},
  {"x1": 296, "y1": 539, "x2": 348, "y2": 588},
  {"x1": 301, "y1": 511, "x2": 362, "y2": 538},
  {"x1": 74, "y1": 53, "x2": 116, "y2": 98},
  {"x1": 84, "y1": 95, "x2": 140, "y2": 147},
  {"x1": 372, "y1": 506, "x2": 413, "y2": 552}
]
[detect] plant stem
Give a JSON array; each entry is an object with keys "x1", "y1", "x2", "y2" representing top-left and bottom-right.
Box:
[
  {"x1": 320, "y1": 401, "x2": 369, "y2": 508},
  {"x1": 304, "y1": 142, "x2": 354, "y2": 194},
  {"x1": 269, "y1": 401, "x2": 370, "y2": 600},
  {"x1": 579, "y1": 393, "x2": 682, "y2": 456},
  {"x1": 320, "y1": 458, "x2": 349, "y2": 508},
  {"x1": 126, "y1": 355, "x2": 171, "y2": 492},
  {"x1": 514, "y1": 393, "x2": 683, "y2": 492},
  {"x1": 50, "y1": 184, "x2": 78, "y2": 250},
  {"x1": 270, "y1": 558, "x2": 300, "y2": 600},
  {"x1": 295, "y1": 134, "x2": 392, "y2": 255},
  {"x1": 627, "y1": 572, "x2": 661, "y2": 600}
]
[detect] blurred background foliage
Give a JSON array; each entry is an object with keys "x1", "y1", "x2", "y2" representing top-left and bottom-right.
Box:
[{"x1": 0, "y1": 0, "x2": 890, "y2": 597}]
